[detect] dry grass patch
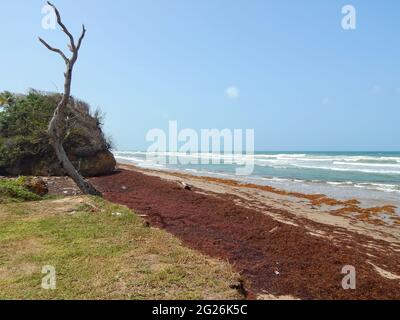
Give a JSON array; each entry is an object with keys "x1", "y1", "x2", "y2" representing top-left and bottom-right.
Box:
[{"x1": 0, "y1": 196, "x2": 242, "y2": 300}]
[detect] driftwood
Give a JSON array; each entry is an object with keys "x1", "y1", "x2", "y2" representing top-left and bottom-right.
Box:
[
  {"x1": 180, "y1": 182, "x2": 193, "y2": 191},
  {"x1": 39, "y1": 1, "x2": 101, "y2": 196}
]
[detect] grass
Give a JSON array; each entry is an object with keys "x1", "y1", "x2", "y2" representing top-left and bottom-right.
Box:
[{"x1": 0, "y1": 195, "x2": 242, "y2": 300}]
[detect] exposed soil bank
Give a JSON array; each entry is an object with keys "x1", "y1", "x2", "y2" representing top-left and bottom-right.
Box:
[{"x1": 90, "y1": 169, "x2": 400, "y2": 300}]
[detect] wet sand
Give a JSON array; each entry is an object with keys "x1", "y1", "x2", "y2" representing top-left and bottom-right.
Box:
[{"x1": 85, "y1": 164, "x2": 400, "y2": 300}]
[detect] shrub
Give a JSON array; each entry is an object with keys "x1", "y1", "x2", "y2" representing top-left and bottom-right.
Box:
[
  {"x1": 0, "y1": 178, "x2": 41, "y2": 202},
  {"x1": 0, "y1": 90, "x2": 113, "y2": 175}
]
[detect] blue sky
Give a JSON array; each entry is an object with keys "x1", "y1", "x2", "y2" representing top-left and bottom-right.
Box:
[{"x1": 1, "y1": 0, "x2": 400, "y2": 151}]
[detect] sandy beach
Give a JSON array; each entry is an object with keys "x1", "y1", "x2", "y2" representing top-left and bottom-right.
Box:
[{"x1": 50, "y1": 163, "x2": 400, "y2": 300}]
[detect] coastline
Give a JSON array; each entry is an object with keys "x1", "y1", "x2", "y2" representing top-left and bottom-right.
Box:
[
  {"x1": 113, "y1": 151, "x2": 400, "y2": 214},
  {"x1": 117, "y1": 162, "x2": 400, "y2": 234},
  {"x1": 86, "y1": 163, "x2": 400, "y2": 299}
]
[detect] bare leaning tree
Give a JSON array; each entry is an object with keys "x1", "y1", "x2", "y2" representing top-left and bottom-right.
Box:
[{"x1": 39, "y1": 2, "x2": 102, "y2": 196}]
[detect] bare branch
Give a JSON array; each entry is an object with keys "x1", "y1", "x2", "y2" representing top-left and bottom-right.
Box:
[
  {"x1": 76, "y1": 25, "x2": 86, "y2": 51},
  {"x1": 38, "y1": 37, "x2": 68, "y2": 63},
  {"x1": 47, "y1": 1, "x2": 76, "y2": 50},
  {"x1": 40, "y1": 3, "x2": 86, "y2": 68}
]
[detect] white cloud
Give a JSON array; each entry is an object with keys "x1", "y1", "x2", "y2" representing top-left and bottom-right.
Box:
[
  {"x1": 322, "y1": 97, "x2": 331, "y2": 105},
  {"x1": 225, "y1": 86, "x2": 240, "y2": 99},
  {"x1": 371, "y1": 85, "x2": 383, "y2": 95}
]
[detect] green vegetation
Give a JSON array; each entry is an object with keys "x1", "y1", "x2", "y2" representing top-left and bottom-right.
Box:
[
  {"x1": 0, "y1": 178, "x2": 41, "y2": 203},
  {"x1": 0, "y1": 196, "x2": 241, "y2": 300},
  {"x1": 0, "y1": 91, "x2": 57, "y2": 168},
  {"x1": 0, "y1": 90, "x2": 112, "y2": 175}
]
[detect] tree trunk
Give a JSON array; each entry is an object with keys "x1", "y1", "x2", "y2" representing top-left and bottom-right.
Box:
[
  {"x1": 51, "y1": 136, "x2": 102, "y2": 196},
  {"x1": 40, "y1": 1, "x2": 102, "y2": 197}
]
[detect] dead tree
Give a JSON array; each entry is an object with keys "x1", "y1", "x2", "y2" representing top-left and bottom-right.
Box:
[{"x1": 39, "y1": 2, "x2": 102, "y2": 196}]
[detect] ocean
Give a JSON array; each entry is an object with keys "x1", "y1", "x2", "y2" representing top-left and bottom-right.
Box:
[{"x1": 113, "y1": 151, "x2": 400, "y2": 212}]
